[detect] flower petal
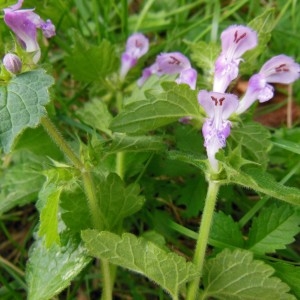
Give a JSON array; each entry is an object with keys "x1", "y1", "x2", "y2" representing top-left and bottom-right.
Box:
[
  {"x1": 125, "y1": 33, "x2": 149, "y2": 59},
  {"x1": 198, "y1": 90, "x2": 239, "y2": 120},
  {"x1": 156, "y1": 52, "x2": 191, "y2": 74},
  {"x1": 175, "y1": 68, "x2": 197, "y2": 90},
  {"x1": 259, "y1": 54, "x2": 300, "y2": 84},
  {"x1": 4, "y1": 10, "x2": 39, "y2": 53},
  {"x1": 220, "y1": 25, "x2": 257, "y2": 60}
]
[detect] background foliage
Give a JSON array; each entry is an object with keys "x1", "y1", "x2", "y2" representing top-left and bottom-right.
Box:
[{"x1": 0, "y1": 0, "x2": 300, "y2": 299}]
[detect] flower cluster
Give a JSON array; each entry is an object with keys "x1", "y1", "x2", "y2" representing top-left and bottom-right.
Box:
[
  {"x1": 122, "y1": 26, "x2": 300, "y2": 174},
  {"x1": 199, "y1": 25, "x2": 300, "y2": 172},
  {"x1": 3, "y1": 0, "x2": 56, "y2": 64}
]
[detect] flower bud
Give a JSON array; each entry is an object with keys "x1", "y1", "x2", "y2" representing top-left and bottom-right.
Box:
[{"x1": 3, "y1": 53, "x2": 22, "y2": 74}]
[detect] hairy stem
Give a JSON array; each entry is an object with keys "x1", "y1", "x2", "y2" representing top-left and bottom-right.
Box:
[
  {"x1": 186, "y1": 180, "x2": 220, "y2": 300},
  {"x1": 41, "y1": 116, "x2": 111, "y2": 298},
  {"x1": 40, "y1": 116, "x2": 84, "y2": 169}
]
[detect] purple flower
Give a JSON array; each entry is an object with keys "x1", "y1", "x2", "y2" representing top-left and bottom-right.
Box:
[
  {"x1": 138, "y1": 52, "x2": 196, "y2": 89},
  {"x1": 236, "y1": 55, "x2": 300, "y2": 114},
  {"x1": 175, "y1": 68, "x2": 197, "y2": 90},
  {"x1": 3, "y1": 0, "x2": 56, "y2": 63},
  {"x1": 137, "y1": 62, "x2": 161, "y2": 86},
  {"x1": 3, "y1": 53, "x2": 22, "y2": 74},
  {"x1": 198, "y1": 90, "x2": 239, "y2": 172},
  {"x1": 120, "y1": 33, "x2": 149, "y2": 79},
  {"x1": 156, "y1": 52, "x2": 191, "y2": 74},
  {"x1": 213, "y1": 25, "x2": 257, "y2": 93}
]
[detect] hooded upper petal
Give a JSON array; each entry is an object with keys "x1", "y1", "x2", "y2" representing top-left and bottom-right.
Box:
[
  {"x1": 156, "y1": 52, "x2": 191, "y2": 74},
  {"x1": 259, "y1": 54, "x2": 300, "y2": 84},
  {"x1": 125, "y1": 33, "x2": 149, "y2": 59},
  {"x1": 220, "y1": 25, "x2": 257, "y2": 60},
  {"x1": 3, "y1": 0, "x2": 56, "y2": 63}
]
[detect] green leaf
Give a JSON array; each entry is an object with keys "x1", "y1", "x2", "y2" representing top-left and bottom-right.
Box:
[
  {"x1": 26, "y1": 233, "x2": 91, "y2": 300},
  {"x1": 247, "y1": 203, "x2": 300, "y2": 255},
  {"x1": 0, "y1": 154, "x2": 45, "y2": 215},
  {"x1": 270, "y1": 262, "x2": 300, "y2": 299},
  {"x1": 0, "y1": 69, "x2": 54, "y2": 153},
  {"x1": 60, "y1": 185, "x2": 92, "y2": 232},
  {"x1": 108, "y1": 133, "x2": 166, "y2": 153},
  {"x1": 76, "y1": 98, "x2": 113, "y2": 135},
  {"x1": 176, "y1": 175, "x2": 206, "y2": 218},
  {"x1": 217, "y1": 148, "x2": 300, "y2": 205},
  {"x1": 166, "y1": 150, "x2": 207, "y2": 172},
  {"x1": 13, "y1": 126, "x2": 63, "y2": 159},
  {"x1": 110, "y1": 82, "x2": 201, "y2": 134},
  {"x1": 65, "y1": 39, "x2": 118, "y2": 82},
  {"x1": 202, "y1": 249, "x2": 296, "y2": 300},
  {"x1": 97, "y1": 173, "x2": 145, "y2": 230},
  {"x1": 230, "y1": 122, "x2": 272, "y2": 167},
  {"x1": 37, "y1": 167, "x2": 78, "y2": 247},
  {"x1": 210, "y1": 211, "x2": 244, "y2": 248},
  {"x1": 38, "y1": 183, "x2": 63, "y2": 247},
  {"x1": 189, "y1": 41, "x2": 220, "y2": 89},
  {"x1": 230, "y1": 166, "x2": 300, "y2": 206},
  {"x1": 82, "y1": 230, "x2": 199, "y2": 298}
]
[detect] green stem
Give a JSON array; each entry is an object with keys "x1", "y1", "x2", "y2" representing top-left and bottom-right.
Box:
[
  {"x1": 41, "y1": 116, "x2": 112, "y2": 298},
  {"x1": 41, "y1": 116, "x2": 84, "y2": 169},
  {"x1": 116, "y1": 151, "x2": 125, "y2": 180},
  {"x1": 101, "y1": 259, "x2": 113, "y2": 300},
  {"x1": 186, "y1": 180, "x2": 220, "y2": 300}
]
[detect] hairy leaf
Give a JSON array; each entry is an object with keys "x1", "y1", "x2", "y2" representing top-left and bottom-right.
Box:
[
  {"x1": 271, "y1": 262, "x2": 300, "y2": 299},
  {"x1": 189, "y1": 41, "x2": 220, "y2": 89},
  {"x1": 202, "y1": 249, "x2": 295, "y2": 300},
  {"x1": 26, "y1": 233, "x2": 91, "y2": 300},
  {"x1": 96, "y1": 173, "x2": 145, "y2": 230},
  {"x1": 60, "y1": 185, "x2": 92, "y2": 231},
  {"x1": 65, "y1": 39, "x2": 118, "y2": 82},
  {"x1": 0, "y1": 69, "x2": 54, "y2": 153},
  {"x1": 217, "y1": 148, "x2": 300, "y2": 205},
  {"x1": 108, "y1": 133, "x2": 166, "y2": 153},
  {"x1": 76, "y1": 98, "x2": 113, "y2": 135},
  {"x1": 110, "y1": 82, "x2": 201, "y2": 134},
  {"x1": 210, "y1": 211, "x2": 244, "y2": 248},
  {"x1": 166, "y1": 150, "x2": 207, "y2": 172},
  {"x1": 0, "y1": 154, "x2": 45, "y2": 215},
  {"x1": 37, "y1": 167, "x2": 78, "y2": 247},
  {"x1": 230, "y1": 122, "x2": 272, "y2": 167},
  {"x1": 247, "y1": 203, "x2": 300, "y2": 254},
  {"x1": 82, "y1": 230, "x2": 199, "y2": 298}
]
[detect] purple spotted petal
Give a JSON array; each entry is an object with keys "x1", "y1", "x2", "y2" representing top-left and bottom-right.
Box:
[
  {"x1": 220, "y1": 25, "x2": 257, "y2": 60},
  {"x1": 156, "y1": 52, "x2": 191, "y2": 74},
  {"x1": 125, "y1": 33, "x2": 149, "y2": 59},
  {"x1": 198, "y1": 90, "x2": 239, "y2": 120},
  {"x1": 175, "y1": 68, "x2": 197, "y2": 90},
  {"x1": 259, "y1": 54, "x2": 300, "y2": 84}
]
